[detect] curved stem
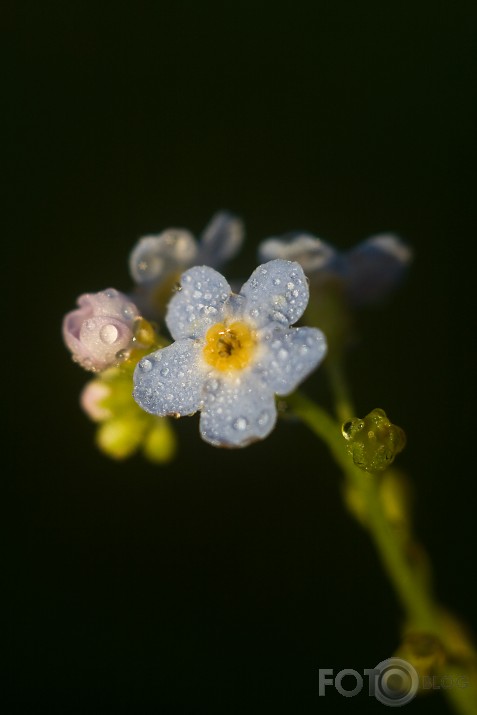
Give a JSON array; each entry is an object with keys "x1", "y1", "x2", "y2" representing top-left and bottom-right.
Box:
[{"x1": 286, "y1": 390, "x2": 477, "y2": 715}]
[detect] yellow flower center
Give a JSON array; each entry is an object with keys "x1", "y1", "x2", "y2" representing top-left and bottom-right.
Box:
[{"x1": 203, "y1": 321, "x2": 256, "y2": 371}]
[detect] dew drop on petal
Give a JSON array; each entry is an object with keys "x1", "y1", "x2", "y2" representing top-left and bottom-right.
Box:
[
  {"x1": 258, "y1": 410, "x2": 270, "y2": 426},
  {"x1": 233, "y1": 416, "x2": 249, "y2": 431},
  {"x1": 205, "y1": 378, "x2": 219, "y2": 392},
  {"x1": 273, "y1": 278, "x2": 281, "y2": 285},
  {"x1": 99, "y1": 324, "x2": 119, "y2": 344},
  {"x1": 140, "y1": 358, "x2": 153, "y2": 372},
  {"x1": 160, "y1": 366, "x2": 170, "y2": 377}
]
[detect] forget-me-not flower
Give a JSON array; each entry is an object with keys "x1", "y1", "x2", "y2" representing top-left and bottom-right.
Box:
[
  {"x1": 258, "y1": 231, "x2": 412, "y2": 307},
  {"x1": 133, "y1": 259, "x2": 327, "y2": 447},
  {"x1": 129, "y1": 211, "x2": 244, "y2": 318},
  {"x1": 62, "y1": 288, "x2": 141, "y2": 372}
]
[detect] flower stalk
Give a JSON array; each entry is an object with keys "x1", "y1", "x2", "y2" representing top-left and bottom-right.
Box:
[{"x1": 286, "y1": 389, "x2": 477, "y2": 714}]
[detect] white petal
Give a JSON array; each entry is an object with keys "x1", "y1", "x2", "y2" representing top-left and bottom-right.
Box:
[
  {"x1": 166, "y1": 265, "x2": 231, "y2": 341},
  {"x1": 254, "y1": 326, "x2": 327, "y2": 395},
  {"x1": 240, "y1": 259, "x2": 310, "y2": 328},
  {"x1": 129, "y1": 229, "x2": 197, "y2": 284},
  {"x1": 198, "y1": 211, "x2": 244, "y2": 267},
  {"x1": 199, "y1": 373, "x2": 277, "y2": 448},
  {"x1": 133, "y1": 340, "x2": 204, "y2": 417},
  {"x1": 258, "y1": 233, "x2": 336, "y2": 274},
  {"x1": 344, "y1": 234, "x2": 412, "y2": 306}
]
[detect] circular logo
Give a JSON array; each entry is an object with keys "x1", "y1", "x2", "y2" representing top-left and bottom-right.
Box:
[{"x1": 373, "y1": 657, "x2": 419, "y2": 706}]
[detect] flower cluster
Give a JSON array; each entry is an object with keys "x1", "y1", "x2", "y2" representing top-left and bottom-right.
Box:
[
  {"x1": 62, "y1": 212, "x2": 411, "y2": 457},
  {"x1": 129, "y1": 211, "x2": 244, "y2": 320},
  {"x1": 133, "y1": 260, "x2": 327, "y2": 447},
  {"x1": 258, "y1": 230, "x2": 412, "y2": 307}
]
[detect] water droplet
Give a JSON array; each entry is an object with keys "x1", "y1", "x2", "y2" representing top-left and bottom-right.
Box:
[
  {"x1": 258, "y1": 411, "x2": 270, "y2": 426},
  {"x1": 271, "y1": 310, "x2": 287, "y2": 324},
  {"x1": 273, "y1": 278, "x2": 281, "y2": 285},
  {"x1": 260, "y1": 268, "x2": 268, "y2": 275},
  {"x1": 104, "y1": 289, "x2": 116, "y2": 299},
  {"x1": 160, "y1": 366, "x2": 170, "y2": 377},
  {"x1": 278, "y1": 349, "x2": 288, "y2": 360},
  {"x1": 233, "y1": 416, "x2": 249, "y2": 431},
  {"x1": 206, "y1": 378, "x2": 219, "y2": 392},
  {"x1": 250, "y1": 308, "x2": 260, "y2": 319},
  {"x1": 140, "y1": 359, "x2": 152, "y2": 372},
  {"x1": 193, "y1": 290, "x2": 202, "y2": 299},
  {"x1": 99, "y1": 323, "x2": 119, "y2": 344},
  {"x1": 287, "y1": 282, "x2": 295, "y2": 290}
]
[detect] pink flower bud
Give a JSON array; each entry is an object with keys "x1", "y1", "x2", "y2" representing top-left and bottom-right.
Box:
[
  {"x1": 62, "y1": 288, "x2": 140, "y2": 371},
  {"x1": 80, "y1": 380, "x2": 112, "y2": 421}
]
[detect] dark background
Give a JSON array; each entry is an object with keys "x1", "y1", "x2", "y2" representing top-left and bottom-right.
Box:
[{"x1": 4, "y1": 2, "x2": 476, "y2": 713}]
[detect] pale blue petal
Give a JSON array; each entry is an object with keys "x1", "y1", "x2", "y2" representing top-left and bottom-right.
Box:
[
  {"x1": 344, "y1": 234, "x2": 413, "y2": 306},
  {"x1": 133, "y1": 340, "x2": 204, "y2": 417},
  {"x1": 129, "y1": 229, "x2": 197, "y2": 284},
  {"x1": 240, "y1": 259, "x2": 310, "y2": 328},
  {"x1": 199, "y1": 373, "x2": 277, "y2": 448},
  {"x1": 165, "y1": 265, "x2": 231, "y2": 341},
  {"x1": 197, "y1": 211, "x2": 244, "y2": 267},
  {"x1": 258, "y1": 233, "x2": 336, "y2": 274},
  {"x1": 254, "y1": 326, "x2": 327, "y2": 395}
]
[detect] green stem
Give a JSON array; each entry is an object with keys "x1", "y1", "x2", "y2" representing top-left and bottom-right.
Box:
[
  {"x1": 288, "y1": 391, "x2": 437, "y2": 628},
  {"x1": 286, "y1": 390, "x2": 477, "y2": 714}
]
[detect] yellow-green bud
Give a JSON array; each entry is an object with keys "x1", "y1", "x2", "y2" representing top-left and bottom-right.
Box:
[
  {"x1": 142, "y1": 418, "x2": 177, "y2": 464},
  {"x1": 342, "y1": 408, "x2": 406, "y2": 473}
]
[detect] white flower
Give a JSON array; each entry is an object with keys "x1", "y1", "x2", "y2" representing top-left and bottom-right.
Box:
[
  {"x1": 258, "y1": 231, "x2": 412, "y2": 306},
  {"x1": 133, "y1": 260, "x2": 327, "y2": 448},
  {"x1": 62, "y1": 289, "x2": 140, "y2": 372},
  {"x1": 129, "y1": 210, "x2": 244, "y2": 286}
]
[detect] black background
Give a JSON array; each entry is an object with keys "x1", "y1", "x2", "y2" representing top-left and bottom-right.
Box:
[{"x1": 4, "y1": 2, "x2": 476, "y2": 713}]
